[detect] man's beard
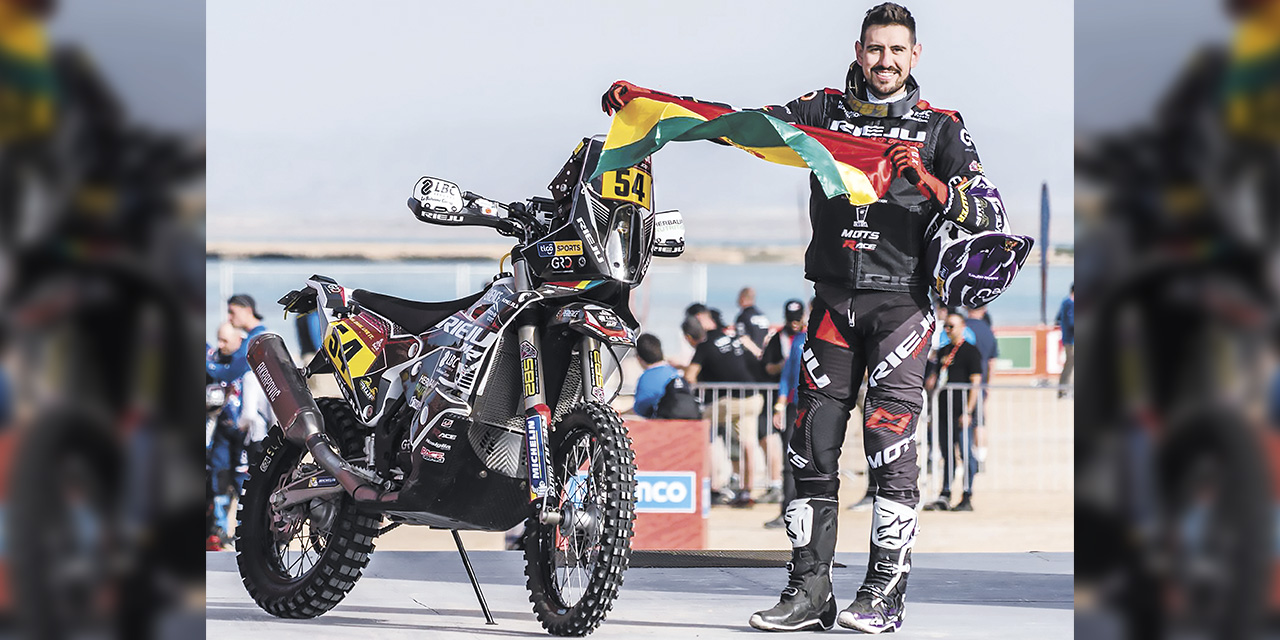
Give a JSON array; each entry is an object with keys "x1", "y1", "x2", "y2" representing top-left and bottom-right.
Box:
[{"x1": 867, "y1": 66, "x2": 906, "y2": 98}]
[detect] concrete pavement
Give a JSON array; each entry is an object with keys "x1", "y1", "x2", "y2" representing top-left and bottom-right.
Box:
[{"x1": 207, "y1": 550, "x2": 1071, "y2": 639}]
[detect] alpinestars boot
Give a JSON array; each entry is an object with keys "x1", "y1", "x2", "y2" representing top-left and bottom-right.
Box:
[
  {"x1": 749, "y1": 497, "x2": 839, "y2": 631},
  {"x1": 838, "y1": 498, "x2": 917, "y2": 634}
]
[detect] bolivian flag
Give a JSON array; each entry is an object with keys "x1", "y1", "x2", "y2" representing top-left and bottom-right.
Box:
[
  {"x1": 1225, "y1": 0, "x2": 1280, "y2": 141},
  {"x1": 592, "y1": 84, "x2": 893, "y2": 204},
  {"x1": 0, "y1": 2, "x2": 55, "y2": 141}
]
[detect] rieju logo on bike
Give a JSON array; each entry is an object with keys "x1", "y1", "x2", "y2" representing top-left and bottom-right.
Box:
[
  {"x1": 576, "y1": 217, "x2": 606, "y2": 262},
  {"x1": 438, "y1": 316, "x2": 487, "y2": 345}
]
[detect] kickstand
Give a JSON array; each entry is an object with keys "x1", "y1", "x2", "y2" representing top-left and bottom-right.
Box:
[{"x1": 452, "y1": 529, "x2": 496, "y2": 625}]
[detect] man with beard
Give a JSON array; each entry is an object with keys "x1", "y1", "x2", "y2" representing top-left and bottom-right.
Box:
[{"x1": 603, "y1": 2, "x2": 1009, "y2": 633}]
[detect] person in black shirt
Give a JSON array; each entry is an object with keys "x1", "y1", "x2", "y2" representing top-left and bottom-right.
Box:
[
  {"x1": 761, "y1": 298, "x2": 807, "y2": 526},
  {"x1": 735, "y1": 287, "x2": 771, "y2": 356},
  {"x1": 964, "y1": 305, "x2": 998, "y2": 468},
  {"x1": 685, "y1": 315, "x2": 763, "y2": 507},
  {"x1": 761, "y1": 299, "x2": 806, "y2": 381},
  {"x1": 923, "y1": 312, "x2": 982, "y2": 511},
  {"x1": 758, "y1": 298, "x2": 806, "y2": 509}
]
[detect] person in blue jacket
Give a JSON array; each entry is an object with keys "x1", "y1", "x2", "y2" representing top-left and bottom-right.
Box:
[
  {"x1": 633, "y1": 333, "x2": 680, "y2": 418},
  {"x1": 1056, "y1": 283, "x2": 1074, "y2": 398},
  {"x1": 207, "y1": 294, "x2": 268, "y2": 383},
  {"x1": 763, "y1": 310, "x2": 808, "y2": 528}
]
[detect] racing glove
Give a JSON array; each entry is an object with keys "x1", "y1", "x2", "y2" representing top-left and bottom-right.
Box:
[
  {"x1": 885, "y1": 143, "x2": 994, "y2": 232},
  {"x1": 602, "y1": 80, "x2": 640, "y2": 115},
  {"x1": 885, "y1": 143, "x2": 947, "y2": 204}
]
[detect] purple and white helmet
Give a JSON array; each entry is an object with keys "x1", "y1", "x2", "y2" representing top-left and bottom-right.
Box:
[{"x1": 927, "y1": 229, "x2": 1034, "y2": 309}]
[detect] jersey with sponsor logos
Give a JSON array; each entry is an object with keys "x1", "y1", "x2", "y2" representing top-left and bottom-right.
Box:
[{"x1": 758, "y1": 74, "x2": 1007, "y2": 294}]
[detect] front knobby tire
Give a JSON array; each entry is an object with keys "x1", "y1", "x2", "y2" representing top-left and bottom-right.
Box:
[
  {"x1": 235, "y1": 398, "x2": 380, "y2": 618},
  {"x1": 523, "y1": 401, "x2": 636, "y2": 636}
]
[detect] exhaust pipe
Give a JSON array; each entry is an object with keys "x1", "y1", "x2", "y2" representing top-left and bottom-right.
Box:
[{"x1": 248, "y1": 333, "x2": 396, "y2": 504}]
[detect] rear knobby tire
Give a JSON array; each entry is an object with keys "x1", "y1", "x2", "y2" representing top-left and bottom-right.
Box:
[
  {"x1": 235, "y1": 398, "x2": 380, "y2": 618},
  {"x1": 524, "y1": 401, "x2": 636, "y2": 636}
]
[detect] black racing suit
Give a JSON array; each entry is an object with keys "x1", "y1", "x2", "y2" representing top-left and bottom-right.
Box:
[{"x1": 758, "y1": 70, "x2": 1008, "y2": 600}]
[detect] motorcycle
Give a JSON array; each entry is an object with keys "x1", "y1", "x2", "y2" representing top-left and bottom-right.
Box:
[{"x1": 236, "y1": 136, "x2": 685, "y2": 636}]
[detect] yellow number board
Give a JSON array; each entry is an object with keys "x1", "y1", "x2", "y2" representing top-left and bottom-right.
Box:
[
  {"x1": 325, "y1": 321, "x2": 379, "y2": 391},
  {"x1": 601, "y1": 166, "x2": 652, "y2": 210}
]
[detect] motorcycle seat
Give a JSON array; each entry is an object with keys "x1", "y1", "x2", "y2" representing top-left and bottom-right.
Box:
[{"x1": 351, "y1": 289, "x2": 486, "y2": 335}]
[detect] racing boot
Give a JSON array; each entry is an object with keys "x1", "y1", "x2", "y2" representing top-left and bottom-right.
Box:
[
  {"x1": 748, "y1": 497, "x2": 838, "y2": 631},
  {"x1": 837, "y1": 498, "x2": 917, "y2": 634}
]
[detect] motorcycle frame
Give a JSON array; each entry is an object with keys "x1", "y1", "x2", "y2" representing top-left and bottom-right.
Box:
[{"x1": 288, "y1": 256, "x2": 634, "y2": 532}]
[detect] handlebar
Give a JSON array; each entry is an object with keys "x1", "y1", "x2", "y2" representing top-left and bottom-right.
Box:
[{"x1": 408, "y1": 192, "x2": 547, "y2": 243}]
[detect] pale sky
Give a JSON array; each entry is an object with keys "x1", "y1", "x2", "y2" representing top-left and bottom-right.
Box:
[
  {"x1": 207, "y1": 0, "x2": 1075, "y2": 247},
  {"x1": 50, "y1": 0, "x2": 204, "y2": 130}
]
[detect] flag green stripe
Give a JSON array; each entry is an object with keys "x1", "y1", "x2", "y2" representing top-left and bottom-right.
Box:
[{"x1": 595, "y1": 110, "x2": 851, "y2": 199}]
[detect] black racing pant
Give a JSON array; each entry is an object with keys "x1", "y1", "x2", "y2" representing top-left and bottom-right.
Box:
[{"x1": 787, "y1": 285, "x2": 933, "y2": 508}]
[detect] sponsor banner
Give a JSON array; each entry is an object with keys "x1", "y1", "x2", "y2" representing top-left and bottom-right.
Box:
[{"x1": 566, "y1": 470, "x2": 697, "y2": 514}]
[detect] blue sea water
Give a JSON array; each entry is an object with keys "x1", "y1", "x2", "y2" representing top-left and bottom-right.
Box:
[{"x1": 206, "y1": 257, "x2": 1072, "y2": 364}]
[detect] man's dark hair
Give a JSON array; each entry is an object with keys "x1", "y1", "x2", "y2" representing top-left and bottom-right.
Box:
[
  {"x1": 861, "y1": 2, "x2": 916, "y2": 44},
  {"x1": 708, "y1": 308, "x2": 727, "y2": 331},
  {"x1": 682, "y1": 316, "x2": 706, "y2": 344},
  {"x1": 636, "y1": 333, "x2": 663, "y2": 365}
]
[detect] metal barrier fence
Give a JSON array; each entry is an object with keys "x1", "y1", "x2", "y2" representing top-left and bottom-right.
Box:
[
  {"x1": 691, "y1": 381, "x2": 1073, "y2": 501},
  {"x1": 695, "y1": 382, "x2": 781, "y2": 503},
  {"x1": 924, "y1": 383, "x2": 1072, "y2": 496}
]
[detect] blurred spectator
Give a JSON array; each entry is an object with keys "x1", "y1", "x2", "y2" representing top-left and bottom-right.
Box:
[
  {"x1": 0, "y1": 1, "x2": 206, "y2": 636},
  {"x1": 735, "y1": 286, "x2": 770, "y2": 356},
  {"x1": 964, "y1": 305, "x2": 999, "y2": 383},
  {"x1": 1055, "y1": 283, "x2": 1074, "y2": 398},
  {"x1": 207, "y1": 323, "x2": 245, "y2": 550},
  {"x1": 208, "y1": 294, "x2": 267, "y2": 383},
  {"x1": 295, "y1": 310, "x2": 326, "y2": 362},
  {"x1": 933, "y1": 301, "x2": 975, "y2": 350},
  {"x1": 964, "y1": 304, "x2": 997, "y2": 467},
  {"x1": 762, "y1": 300, "x2": 807, "y2": 380},
  {"x1": 237, "y1": 344, "x2": 275, "y2": 473},
  {"x1": 685, "y1": 302, "x2": 713, "y2": 330},
  {"x1": 633, "y1": 333, "x2": 701, "y2": 419},
  {"x1": 763, "y1": 299, "x2": 807, "y2": 528},
  {"x1": 755, "y1": 298, "x2": 806, "y2": 506},
  {"x1": 923, "y1": 312, "x2": 982, "y2": 512},
  {"x1": 684, "y1": 312, "x2": 762, "y2": 507}
]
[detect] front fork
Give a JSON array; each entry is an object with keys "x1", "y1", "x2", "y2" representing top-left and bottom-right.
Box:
[
  {"x1": 517, "y1": 327, "x2": 607, "y2": 526},
  {"x1": 517, "y1": 322, "x2": 560, "y2": 525}
]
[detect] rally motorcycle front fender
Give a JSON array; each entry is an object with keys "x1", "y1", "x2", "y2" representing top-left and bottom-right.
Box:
[{"x1": 547, "y1": 302, "x2": 636, "y2": 346}]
